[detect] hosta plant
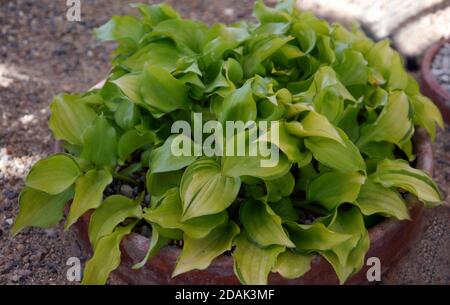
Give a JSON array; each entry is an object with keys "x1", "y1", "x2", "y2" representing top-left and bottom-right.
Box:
[{"x1": 13, "y1": 0, "x2": 443, "y2": 285}]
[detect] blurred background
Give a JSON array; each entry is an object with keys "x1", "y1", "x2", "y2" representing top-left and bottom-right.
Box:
[{"x1": 0, "y1": 0, "x2": 449, "y2": 285}]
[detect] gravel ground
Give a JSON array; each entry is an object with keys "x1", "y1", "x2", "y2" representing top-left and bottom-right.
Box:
[{"x1": 0, "y1": 0, "x2": 448, "y2": 285}]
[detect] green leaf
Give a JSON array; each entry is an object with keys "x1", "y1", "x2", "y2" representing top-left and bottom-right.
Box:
[
  {"x1": 95, "y1": 16, "x2": 144, "y2": 44},
  {"x1": 258, "y1": 121, "x2": 312, "y2": 164},
  {"x1": 320, "y1": 207, "x2": 369, "y2": 284},
  {"x1": 82, "y1": 221, "x2": 137, "y2": 285},
  {"x1": 12, "y1": 187, "x2": 74, "y2": 236},
  {"x1": 152, "y1": 19, "x2": 208, "y2": 53},
  {"x1": 173, "y1": 222, "x2": 240, "y2": 277},
  {"x1": 224, "y1": 58, "x2": 244, "y2": 83},
  {"x1": 359, "y1": 141, "x2": 395, "y2": 161},
  {"x1": 291, "y1": 21, "x2": 316, "y2": 54},
  {"x1": 118, "y1": 129, "x2": 155, "y2": 161},
  {"x1": 305, "y1": 135, "x2": 366, "y2": 173},
  {"x1": 122, "y1": 41, "x2": 181, "y2": 73},
  {"x1": 25, "y1": 154, "x2": 81, "y2": 195},
  {"x1": 49, "y1": 94, "x2": 97, "y2": 145},
  {"x1": 111, "y1": 74, "x2": 142, "y2": 103},
  {"x1": 317, "y1": 35, "x2": 336, "y2": 64},
  {"x1": 388, "y1": 52, "x2": 408, "y2": 90},
  {"x1": 132, "y1": 3, "x2": 180, "y2": 26},
  {"x1": 222, "y1": 126, "x2": 293, "y2": 179},
  {"x1": 233, "y1": 233, "x2": 284, "y2": 285},
  {"x1": 65, "y1": 169, "x2": 112, "y2": 230},
  {"x1": 308, "y1": 66, "x2": 356, "y2": 102},
  {"x1": 140, "y1": 66, "x2": 189, "y2": 117},
  {"x1": 240, "y1": 200, "x2": 295, "y2": 248},
  {"x1": 307, "y1": 171, "x2": 366, "y2": 210},
  {"x1": 243, "y1": 34, "x2": 292, "y2": 76},
  {"x1": 265, "y1": 172, "x2": 295, "y2": 202},
  {"x1": 132, "y1": 224, "x2": 169, "y2": 269},
  {"x1": 409, "y1": 94, "x2": 444, "y2": 141},
  {"x1": 81, "y1": 116, "x2": 118, "y2": 168},
  {"x1": 269, "y1": 197, "x2": 299, "y2": 223},
  {"x1": 286, "y1": 221, "x2": 352, "y2": 251},
  {"x1": 143, "y1": 187, "x2": 228, "y2": 239},
  {"x1": 253, "y1": 0, "x2": 292, "y2": 23},
  {"x1": 273, "y1": 251, "x2": 312, "y2": 279},
  {"x1": 114, "y1": 99, "x2": 142, "y2": 131},
  {"x1": 365, "y1": 40, "x2": 394, "y2": 79},
  {"x1": 358, "y1": 91, "x2": 414, "y2": 147},
  {"x1": 146, "y1": 170, "x2": 182, "y2": 198},
  {"x1": 354, "y1": 179, "x2": 409, "y2": 220},
  {"x1": 222, "y1": 151, "x2": 292, "y2": 180},
  {"x1": 313, "y1": 86, "x2": 344, "y2": 124},
  {"x1": 150, "y1": 135, "x2": 198, "y2": 174},
  {"x1": 370, "y1": 159, "x2": 442, "y2": 205},
  {"x1": 337, "y1": 103, "x2": 361, "y2": 142},
  {"x1": 333, "y1": 49, "x2": 368, "y2": 86},
  {"x1": 88, "y1": 195, "x2": 142, "y2": 248},
  {"x1": 285, "y1": 111, "x2": 345, "y2": 145},
  {"x1": 180, "y1": 159, "x2": 241, "y2": 220},
  {"x1": 219, "y1": 81, "x2": 257, "y2": 124}
]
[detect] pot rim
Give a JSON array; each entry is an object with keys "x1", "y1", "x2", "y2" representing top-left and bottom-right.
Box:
[
  {"x1": 420, "y1": 38, "x2": 450, "y2": 123},
  {"x1": 421, "y1": 39, "x2": 450, "y2": 101}
]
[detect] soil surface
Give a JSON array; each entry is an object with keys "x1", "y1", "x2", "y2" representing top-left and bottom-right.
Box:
[{"x1": 0, "y1": 0, "x2": 448, "y2": 285}]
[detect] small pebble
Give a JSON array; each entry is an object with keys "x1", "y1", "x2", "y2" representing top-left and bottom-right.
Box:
[
  {"x1": 120, "y1": 185, "x2": 134, "y2": 198},
  {"x1": 44, "y1": 228, "x2": 57, "y2": 238},
  {"x1": 16, "y1": 244, "x2": 25, "y2": 254},
  {"x1": 140, "y1": 226, "x2": 151, "y2": 238},
  {"x1": 5, "y1": 218, "x2": 13, "y2": 226},
  {"x1": 224, "y1": 8, "x2": 235, "y2": 16}
]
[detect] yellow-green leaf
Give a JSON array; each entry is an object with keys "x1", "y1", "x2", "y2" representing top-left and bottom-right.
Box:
[
  {"x1": 355, "y1": 179, "x2": 409, "y2": 220},
  {"x1": 25, "y1": 154, "x2": 81, "y2": 195},
  {"x1": 143, "y1": 188, "x2": 228, "y2": 239},
  {"x1": 82, "y1": 221, "x2": 137, "y2": 285},
  {"x1": 240, "y1": 200, "x2": 295, "y2": 248},
  {"x1": 370, "y1": 159, "x2": 442, "y2": 206},
  {"x1": 65, "y1": 169, "x2": 112, "y2": 230},
  {"x1": 307, "y1": 171, "x2": 366, "y2": 210},
  {"x1": 12, "y1": 187, "x2": 74, "y2": 236},
  {"x1": 232, "y1": 233, "x2": 284, "y2": 285},
  {"x1": 180, "y1": 159, "x2": 241, "y2": 220},
  {"x1": 287, "y1": 222, "x2": 352, "y2": 251},
  {"x1": 173, "y1": 222, "x2": 240, "y2": 277},
  {"x1": 305, "y1": 135, "x2": 366, "y2": 173},
  {"x1": 88, "y1": 195, "x2": 143, "y2": 248},
  {"x1": 81, "y1": 116, "x2": 118, "y2": 168},
  {"x1": 49, "y1": 94, "x2": 97, "y2": 145},
  {"x1": 358, "y1": 91, "x2": 414, "y2": 147},
  {"x1": 273, "y1": 251, "x2": 312, "y2": 279}
]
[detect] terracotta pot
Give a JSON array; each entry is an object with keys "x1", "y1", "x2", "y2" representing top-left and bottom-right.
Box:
[
  {"x1": 421, "y1": 39, "x2": 450, "y2": 123},
  {"x1": 67, "y1": 128, "x2": 433, "y2": 285}
]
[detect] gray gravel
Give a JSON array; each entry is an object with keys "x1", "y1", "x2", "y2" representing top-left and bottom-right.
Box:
[{"x1": 432, "y1": 42, "x2": 450, "y2": 94}]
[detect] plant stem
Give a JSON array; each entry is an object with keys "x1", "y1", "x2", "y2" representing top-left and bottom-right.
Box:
[{"x1": 112, "y1": 172, "x2": 139, "y2": 186}]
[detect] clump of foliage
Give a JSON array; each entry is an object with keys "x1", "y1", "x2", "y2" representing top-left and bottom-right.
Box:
[{"x1": 13, "y1": 1, "x2": 443, "y2": 285}]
